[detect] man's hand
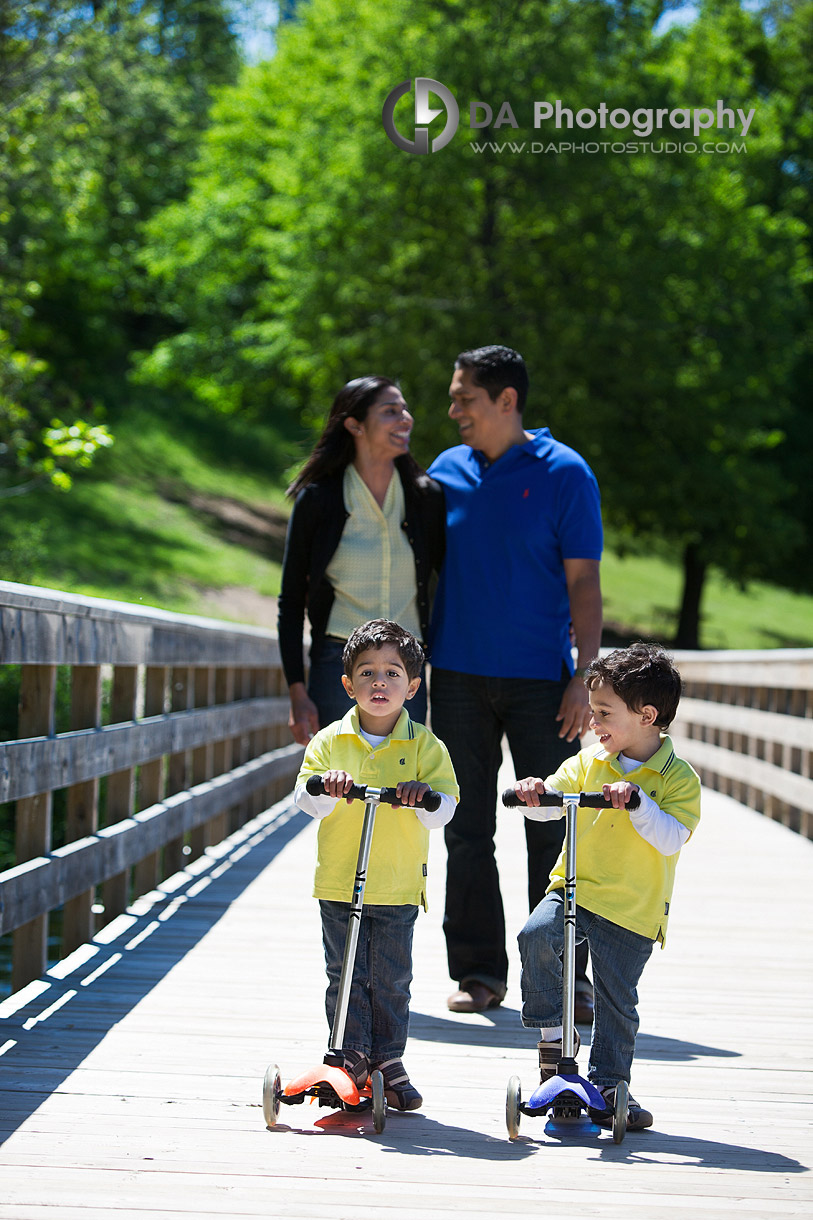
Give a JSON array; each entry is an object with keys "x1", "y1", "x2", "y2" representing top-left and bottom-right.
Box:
[
  {"x1": 395, "y1": 780, "x2": 430, "y2": 807},
  {"x1": 555, "y1": 675, "x2": 592, "y2": 741},
  {"x1": 560, "y1": 557, "x2": 601, "y2": 741},
  {"x1": 288, "y1": 683, "x2": 320, "y2": 745}
]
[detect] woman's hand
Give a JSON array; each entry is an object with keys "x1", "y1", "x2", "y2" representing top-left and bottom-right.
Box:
[{"x1": 288, "y1": 683, "x2": 320, "y2": 745}]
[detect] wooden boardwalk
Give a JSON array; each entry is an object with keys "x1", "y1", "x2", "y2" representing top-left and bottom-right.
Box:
[{"x1": 1, "y1": 778, "x2": 811, "y2": 1219}]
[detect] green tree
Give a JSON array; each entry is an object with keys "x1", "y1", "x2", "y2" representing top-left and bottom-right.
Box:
[
  {"x1": 616, "y1": 0, "x2": 811, "y2": 643},
  {"x1": 749, "y1": 0, "x2": 813, "y2": 599},
  {"x1": 0, "y1": 0, "x2": 240, "y2": 495},
  {"x1": 138, "y1": 0, "x2": 811, "y2": 646}
]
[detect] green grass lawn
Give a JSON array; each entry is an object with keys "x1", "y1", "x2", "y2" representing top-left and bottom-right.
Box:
[
  {"x1": 3, "y1": 397, "x2": 812, "y2": 649},
  {"x1": 2, "y1": 397, "x2": 300, "y2": 616},
  {"x1": 37, "y1": 479, "x2": 282, "y2": 611},
  {"x1": 601, "y1": 550, "x2": 813, "y2": 650}
]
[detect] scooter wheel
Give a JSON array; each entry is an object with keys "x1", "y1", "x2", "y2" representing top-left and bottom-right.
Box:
[
  {"x1": 263, "y1": 1064, "x2": 282, "y2": 1128},
  {"x1": 370, "y1": 1068, "x2": 387, "y2": 1133},
  {"x1": 612, "y1": 1079, "x2": 629, "y2": 1144},
  {"x1": 506, "y1": 1075, "x2": 522, "y2": 1140}
]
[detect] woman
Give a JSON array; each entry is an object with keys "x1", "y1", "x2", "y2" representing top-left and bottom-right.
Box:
[{"x1": 278, "y1": 376, "x2": 445, "y2": 744}]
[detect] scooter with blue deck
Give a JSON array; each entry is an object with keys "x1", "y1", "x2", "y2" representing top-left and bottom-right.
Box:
[
  {"x1": 502, "y1": 787, "x2": 641, "y2": 1145},
  {"x1": 263, "y1": 774, "x2": 442, "y2": 1134}
]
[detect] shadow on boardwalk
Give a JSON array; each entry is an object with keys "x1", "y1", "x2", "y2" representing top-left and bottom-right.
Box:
[
  {"x1": 411, "y1": 1005, "x2": 742, "y2": 1061},
  {"x1": 0, "y1": 800, "x2": 309, "y2": 1145},
  {"x1": 267, "y1": 1102, "x2": 805, "y2": 1176}
]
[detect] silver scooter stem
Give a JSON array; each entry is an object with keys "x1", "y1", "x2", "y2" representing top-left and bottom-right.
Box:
[
  {"x1": 561, "y1": 794, "x2": 579, "y2": 1060},
  {"x1": 330, "y1": 788, "x2": 381, "y2": 1051}
]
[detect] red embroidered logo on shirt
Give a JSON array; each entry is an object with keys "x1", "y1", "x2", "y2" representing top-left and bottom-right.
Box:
[{"x1": 522, "y1": 488, "x2": 529, "y2": 498}]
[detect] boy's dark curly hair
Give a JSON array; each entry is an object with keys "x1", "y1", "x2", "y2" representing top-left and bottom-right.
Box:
[
  {"x1": 342, "y1": 619, "x2": 425, "y2": 680},
  {"x1": 585, "y1": 642, "x2": 683, "y2": 729}
]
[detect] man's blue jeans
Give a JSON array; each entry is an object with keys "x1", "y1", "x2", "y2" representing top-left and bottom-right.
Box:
[
  {"x1": 518, "y1": 891, "x2": 654, "y2": 1087},
  {"x1": 430, "y1": 667, "x2": 581, "y2": 995},
  {"x1": 319, "y1": 900, "x2": 418, "y2": 1061}
]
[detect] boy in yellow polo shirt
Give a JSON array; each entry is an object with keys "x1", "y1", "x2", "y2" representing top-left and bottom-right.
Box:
[
  {"x1": 512, "y1": 642, "x2": 700, "y2": 1131},
  {"x1": 295, "y1": 619, "x2": 458, "y2": 1111}
]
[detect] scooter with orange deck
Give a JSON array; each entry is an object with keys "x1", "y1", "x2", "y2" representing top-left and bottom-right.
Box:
[
  {"x1": 501, "y1": 786, "x2": 640, "y2": 1146},
  {"x1": 263, "y1": 774, "x2": 442, "y2": 1133}
]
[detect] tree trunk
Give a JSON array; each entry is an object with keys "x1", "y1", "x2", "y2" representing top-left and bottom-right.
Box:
[{"x1": 674, "y1": 542, "x2": 707, "y2": 649}]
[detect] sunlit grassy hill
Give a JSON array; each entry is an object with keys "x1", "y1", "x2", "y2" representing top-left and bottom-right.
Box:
[{"x1": 2, "y1": 398, "x2": 299, "y2": 625}]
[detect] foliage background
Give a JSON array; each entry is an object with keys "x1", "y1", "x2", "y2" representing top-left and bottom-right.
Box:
[{"x1": 1, "y1": 0, "x2": 811, "y2": 649}]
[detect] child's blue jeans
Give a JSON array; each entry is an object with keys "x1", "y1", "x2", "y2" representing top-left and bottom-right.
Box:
[
  {"x1": 320, "y1": 900, "x2": 418, "y2": 1062},
  {"x1": 518, "y1": 891, "x2": 654, "y2": 1088}
]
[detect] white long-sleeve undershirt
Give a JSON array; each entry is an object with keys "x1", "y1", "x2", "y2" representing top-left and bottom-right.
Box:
[{"x1": 521, "y1": 752, "x2": 691, "y2": 856}]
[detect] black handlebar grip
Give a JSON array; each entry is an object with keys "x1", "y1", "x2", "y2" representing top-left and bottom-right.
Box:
[
  {"x1": 502, "y1": 788, "x2": 564, "y2": 807},
  {"x1": 502, "y1": 787, "x2": 641, "y2": 811},
  {"x1": 379, "y1": 786, "x2": 442, "y2": 812},
  {"x1": 579, "y1": 790, "x2": 641, "y2": 811},
  {"x1": 305, "y1": 775, "x2": 442, "y2": 811},
  {"x1": 305, "y1": 774, "x2": 367, "y2": 801}
]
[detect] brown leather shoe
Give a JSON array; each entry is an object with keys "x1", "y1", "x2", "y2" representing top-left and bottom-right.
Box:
[
  {"x1": 447, "y1": 982, "x2": 502, "y2": 1013},
  {"x1": 574, "y1": 987, "x2": 594, "y2": 1025}
]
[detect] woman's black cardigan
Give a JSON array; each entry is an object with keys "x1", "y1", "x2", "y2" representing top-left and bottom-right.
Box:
[{"x1": 277, "y1": 465, "x2": 446, "y2": 688}]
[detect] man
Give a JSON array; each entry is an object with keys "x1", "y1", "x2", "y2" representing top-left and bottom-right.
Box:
[{"x1": 428, "y1": 345, "x2": 603, "y2": 1016}]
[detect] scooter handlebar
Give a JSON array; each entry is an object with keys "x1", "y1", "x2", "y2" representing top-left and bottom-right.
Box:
[
  {"x1": 501, "y1": 787, "x2": 640, "y2": 811},
  {"x1": 305, "y1": 774, "x2": 442, "y2": 812}
]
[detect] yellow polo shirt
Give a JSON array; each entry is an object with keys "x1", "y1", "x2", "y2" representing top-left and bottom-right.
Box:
[
  {"x1": 296, "y1": 707, "x2": 459, "y2": 908},
  {"x1": 325, "y1": 464, "x2": 421, "y2": 641},
  {"x1": 545, "y1": 736, "x2": 701, "y2": 945}
]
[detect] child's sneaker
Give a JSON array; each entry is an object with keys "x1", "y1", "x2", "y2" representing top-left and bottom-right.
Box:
[
  {"x1": 340, "y1": 1049, "x2": 370, "y2": 1088},
  {"x1": 588, "y1": 1085, "x2": 653, "y2": 1130},
  {"x1": 373, "y1": 1058, "x2": 423, "y2": 1111},
  {"x1": 537, "y1": 1030, "x2": 581, "y2": 1082}
]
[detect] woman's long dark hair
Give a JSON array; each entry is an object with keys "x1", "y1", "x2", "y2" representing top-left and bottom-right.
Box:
[{"x1": 287, "y1": 375, "x2": 423, "y2": 498}]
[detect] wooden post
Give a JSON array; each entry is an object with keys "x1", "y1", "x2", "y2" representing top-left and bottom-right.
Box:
[
  {"x1": 249, "y1": 668, "x2": 264, "y2": 818},
  {"x1": 189, "y1": 667, "x2": 216, "y2": 860},
  {"x1": 133, "y1": 666, "x2": 167, "y2": 898},
  {"x1": 231, "y1": 668, "x2": 252, "y2": 830},
  {"x1": 12, "y1": 665, "x2": 57, "y2": 991},
  {"x1": 261, "y1": 668, "x2": 277, "y2": 810},
  {"x1": 102, "y1": 665, "x2": 139, "y2": 921},
  {"x1": 211, "y1": 668, "x2": 235, "y2": 846},
  {"x1": 164, "y1": 666, "x2": 193, "y2": 878},
  {"x1": 272, "y1": 664, "x2": 289, "y2": 803},
  {"x1": 62, "y1": 666, "x2": 103, "y2": 955}
]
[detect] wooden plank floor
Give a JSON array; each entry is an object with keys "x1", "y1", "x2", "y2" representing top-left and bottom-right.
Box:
[{"x1": 1, "y1": 776, "x2": 811, "y2": 1219}]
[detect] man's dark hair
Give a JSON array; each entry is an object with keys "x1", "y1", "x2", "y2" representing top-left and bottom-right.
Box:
[
  {"x1": 342, "y1": 619, "x2": 425, "y2": 680},
  {"x1": 455, "y1": 345, "x2": 529, "y2": 414},
  {"x1": 585, "y1": 642, "x2": 683, "y2": 729}
]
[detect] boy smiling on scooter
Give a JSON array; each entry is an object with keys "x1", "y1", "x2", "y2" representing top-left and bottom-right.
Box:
[
  {"x1": 295, "y1": 619, "x2": 458, "y2": 1110},
  {"x1": 512, "y1": 642, "x2": 700, "y2": 1130}
]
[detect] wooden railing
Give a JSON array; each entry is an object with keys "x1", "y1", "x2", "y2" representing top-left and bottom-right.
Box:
[
  {"x1": 1, "y1": 582, "x2": 810, "y2": 995},
  {"x1": 0, "y1": 581, "x2": 303, "y2": 992},
  {"x1": 671, "y1": 649, "x2": 813, "y2": 840}
]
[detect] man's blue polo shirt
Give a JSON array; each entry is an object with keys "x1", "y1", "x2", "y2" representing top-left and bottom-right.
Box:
[{"x1": 428, "y1": 428, "x2": 602, "y2": 679}]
